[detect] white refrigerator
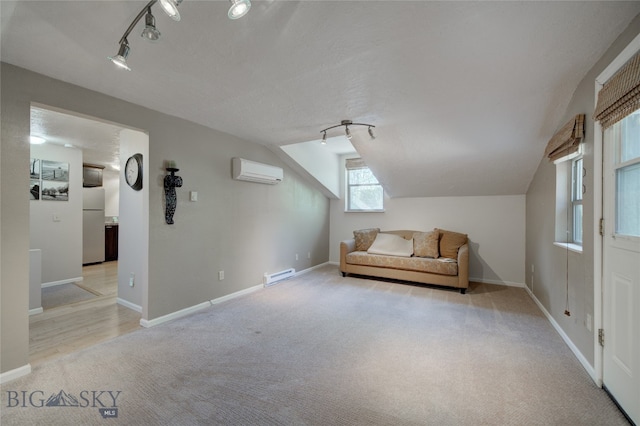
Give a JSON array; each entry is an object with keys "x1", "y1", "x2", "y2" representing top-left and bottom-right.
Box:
[{"x1": 83, "y1": 187, "x2": 105, "y2": 264}]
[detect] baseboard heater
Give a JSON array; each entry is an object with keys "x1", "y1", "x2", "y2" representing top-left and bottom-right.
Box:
[{"x1": 263, "y1": 268, "x2": 296, "y2": 286}]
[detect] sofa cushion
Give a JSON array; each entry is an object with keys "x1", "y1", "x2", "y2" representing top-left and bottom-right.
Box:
[
  {"x1": 367, "y1": 233, "x2": 413, "y2": 257},
  {"x1": 345, "y1": 252, "x2": 458, "y2": 276},
  {"x1": 354, "y1": 228, "x2": 380, "y2": 251},
  {"x1": 437, "y1": 228, "x2": 468, "y2": 259},
  {"x1": 413, "y1": 230, "x2": 439, "y2": 258}
]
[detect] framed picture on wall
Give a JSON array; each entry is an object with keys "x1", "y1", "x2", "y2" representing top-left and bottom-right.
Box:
[
  {"x1": 41, "y1": 181, "x2": 69, "y2": 201},
  {"x1": 41, "y1": 160, "x2": 69, "y2": 182},
  {"x1": 30, "y1": 158, "x2": 40, "y2": 179},
  {"x1": 30, "y1": 158, "x2": 41, "y2": 200},
  {"x1": 30, "y1": 180, "x2": 40, "y2": 200}
]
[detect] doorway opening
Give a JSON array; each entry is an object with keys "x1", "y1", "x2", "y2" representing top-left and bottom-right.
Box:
[{"x1": 28, "y1": 103, "x2": 149, "y2": 366}]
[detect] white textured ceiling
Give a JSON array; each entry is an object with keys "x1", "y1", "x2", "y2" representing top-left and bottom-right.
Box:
[
  {"x1": 2, "y1": 1, "x2": 640, "y2": 197},
  {"x1": 31, "y1": 106, "x2": 125, "y2": 169}
]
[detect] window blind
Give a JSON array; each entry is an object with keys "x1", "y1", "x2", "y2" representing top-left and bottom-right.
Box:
[
  {"x1": 544, "y1": 114, "x2": 585, "y2": 162},
  {"x1": 345, "y1": 158, "x2": 367, "y2": 170},
  {"x1": 594, "y1": 50, "x2": 640, "y2": 129}
]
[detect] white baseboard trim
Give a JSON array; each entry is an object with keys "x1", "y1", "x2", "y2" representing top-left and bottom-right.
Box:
[
  {"x1": 29, "y1": 307, "x2": 43, "y2": 316},
  {"x1": 117, "y1": 298, "x2": 142, "y2": 313},
  {"x1": 524, "y1": 286, "x2": 596, "y2": 382},
  {"x1": 0, "y1": 364, "x2": 32, "y2": 384},
  {"x1": 212, "y1": 284, "x2": 263, "y2": 305},
  {"x1": 470, "y1": 277, "x2": 526, "y2": 288},
  {"x1": 139, "y1": 266, "x2": 331, "y2": 329},
  {"x1": 295, "y1": 262, "x2": 330, "y2": 276},
  {"x1": 140, "y1": 301, "x2": 211, "y2": 328},
  {"x1": 41, "y1": 277, "x2": 83, "y2": 288}
]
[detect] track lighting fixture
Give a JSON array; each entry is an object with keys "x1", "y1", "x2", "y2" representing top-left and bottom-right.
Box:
[
  {"x1": 159, "y1": 0, "x2": 183, "y2": 21},
  {"x1": 141, "y1": 7, "x2": 161, "y2": 41},
  {"x1": 319, "y1": 120, "x2": 376, "y2": 143},
  {"x1": 228, "y1": 0, "x2": 251, "y2": 19},
  {"x1": 109, "y1": 0, "x2": 252, "y2": 71},
  {"x1": 108, "y1": 40, "x2": 132, "y2": 71}
]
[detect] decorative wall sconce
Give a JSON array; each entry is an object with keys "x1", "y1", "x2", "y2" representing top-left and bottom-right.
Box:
[{"x1": 164, "y1": 161, "x2": 183, "y2": 224}]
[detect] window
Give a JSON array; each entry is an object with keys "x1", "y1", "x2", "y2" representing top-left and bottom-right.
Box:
[
  {"x1": 345, "y1": 158, "x2": 384, "y2": 212},
  {"x1": 612, "y1": 110, "x2": 640, "y2": 237},
  {"x1": 571, "y1": 157, "x2": 583, "y2": 244},
  {"x1": 554, "y1": 149, "x2": 583, "y2": 251}
]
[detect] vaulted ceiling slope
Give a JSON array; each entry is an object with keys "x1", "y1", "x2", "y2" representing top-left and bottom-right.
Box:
[{"x1": 2, "y1": 1, "x2": 639, "y2": 197}]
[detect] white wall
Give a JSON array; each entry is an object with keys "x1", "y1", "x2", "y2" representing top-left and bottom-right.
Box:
[
  {"x1": 280, "y1": 140, "x2": 342, "y2": 197},
  {"x1": 330, "y1": 194, "x2": 526, "y2": 286},
  {"x1": 29, "y1": 143, "x2": 82, "y2": 285},
  {"x1": 103, "y1": 168, "x2": 120, "y2": 219}
]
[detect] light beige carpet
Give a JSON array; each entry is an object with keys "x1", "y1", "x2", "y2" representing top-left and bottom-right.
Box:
[{"x1": 1, "y1": 265, "x2": 628, "y2": 425}]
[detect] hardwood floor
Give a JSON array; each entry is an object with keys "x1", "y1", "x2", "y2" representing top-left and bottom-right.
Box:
[{"x1": 29, "y1": 261, "x2": 141, "y2": 367}]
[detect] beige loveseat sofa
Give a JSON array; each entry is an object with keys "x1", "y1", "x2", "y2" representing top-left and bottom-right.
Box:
[{"x1": 340, "y1": 229, "x2": 469, "y2": 294}]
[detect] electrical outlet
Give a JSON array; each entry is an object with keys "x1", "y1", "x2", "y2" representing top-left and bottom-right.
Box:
[
  {"x1": 52, "y1": 214, "x2": 61, "y2": 222},
  {"x1": 218, "y1": 270, "x2": 224, "y2": 281},
  {"x1": 129, "y1": 273, "x2": 135, "y2": 287},
  {"x1": 586, "y1": 314, "x2": 592, "y2": 331},
  {"x1": 307, "y1": 252, "x2": 311, "y2": 259},
  {"x1": 295, "y1": 253, "x2": 299, "y2": 261},
  {"x1": 190, "y1": 191, "x2": 198, "y2": 202}
]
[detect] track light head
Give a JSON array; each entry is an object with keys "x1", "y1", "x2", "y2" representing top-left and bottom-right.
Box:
[
  {"x1": 368, "y1": 126, "x2": 375, "y2": 139},
  {"x1": 228, "y1": 0, "x2": 251, "y2": 19},
  {"x1": 345, "y1": 126, "x2": 352, "y2": 140},
  {"x1": 321, "y1": 131, "x2": 327, "y2": 145},
  {"x1": 159, "y1": 0, "x2": 183, "y2": 21},
  {"x1": 141, "y1": 8, "x2": 161, "y2": 41},
  {"x1": 108, "y1": 41, "x2": 131, "y2": 71}
]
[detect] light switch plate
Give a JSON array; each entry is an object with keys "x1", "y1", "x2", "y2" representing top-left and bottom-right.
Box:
[{"x1": 190, "y1": 191, "x2": 198, "y2": 202}]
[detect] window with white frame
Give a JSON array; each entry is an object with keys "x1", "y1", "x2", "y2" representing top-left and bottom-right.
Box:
[
  {"x1": 571, "y1": 157, "x2": 584, "y2": 244},
  {"x1": 554, "y1": 153, "x2": 583, "y2": 249},
  {"x1": 345, "y1": 158, "x2": 384, "y2": 212},
  {"x1": 611, "y1": 110, "x2": 640, "y2": 237}
]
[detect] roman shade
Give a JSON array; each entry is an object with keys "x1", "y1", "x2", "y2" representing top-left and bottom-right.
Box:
[
  {"x1": 544, "y1": 114, "x2": 585, "y2": 162},
  {"x1": 594, "y1": 50, "x2": 640, "y2": 129},
  {"x1": 345, "y1": 158, "x2": 367, "y2": 170}
]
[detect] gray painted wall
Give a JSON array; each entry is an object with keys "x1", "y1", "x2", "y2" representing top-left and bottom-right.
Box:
[
  {"x1": 0, "y1": 63, "x2": 330, "y2": 375},
  {"x1": 30, "y1": 143, "x2": 83, "y2": 285},
  {"x1": 526, "y1": 16, "x2": 640, "y2": 366}
]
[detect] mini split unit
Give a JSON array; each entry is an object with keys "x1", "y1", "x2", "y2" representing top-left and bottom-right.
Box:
[{"x1": 232, "y1": 157, "x2": 283, "y2": 185}]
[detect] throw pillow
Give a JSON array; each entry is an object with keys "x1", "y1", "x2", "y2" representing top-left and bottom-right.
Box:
[
  {"x1": 354, "y1": 228, "x2": 380, "y2": 251},
  {"x1": 413, "y1": 230, "x2": 439, "y2": 258},
  {"x1": 367, "y1": 233, "x2": 414, "y2": 257},
  {"x1": 437, "y1": 228, "x2": 468, "y2": 259}
]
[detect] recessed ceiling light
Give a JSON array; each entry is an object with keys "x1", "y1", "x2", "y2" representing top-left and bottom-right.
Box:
[
  {"x1": 30, "y1": 136, "x2": 46, "y2": 145},
  {"x1": 64, "y1": 143, "x2": 74, "y2": 148}
]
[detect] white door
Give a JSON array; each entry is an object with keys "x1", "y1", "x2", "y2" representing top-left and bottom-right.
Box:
[{"x1": 602, "y1": 110, "x2": 640, "y2": 424}]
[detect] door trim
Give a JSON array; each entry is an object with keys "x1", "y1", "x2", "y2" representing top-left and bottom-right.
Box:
[{"x1": 594, "y1": 32, "x2": 640, "y2": 388}]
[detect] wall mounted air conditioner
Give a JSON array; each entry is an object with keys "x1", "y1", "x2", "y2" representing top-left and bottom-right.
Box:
[{"x1": 232, "y1": 157, "x2": 283, "y2": 185}]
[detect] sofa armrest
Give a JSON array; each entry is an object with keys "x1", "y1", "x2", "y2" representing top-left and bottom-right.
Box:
[
  {"x1": 340, "y1": 239, "x2": 356, "y2": 273},
  {"x1": 457, "y1": 243, "x2": 469, "y2": 288}
]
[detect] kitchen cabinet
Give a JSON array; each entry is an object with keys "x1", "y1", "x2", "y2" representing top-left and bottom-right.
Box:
[{"x1": 105, "y1": 224, "x2": 118, "y2": 262}]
